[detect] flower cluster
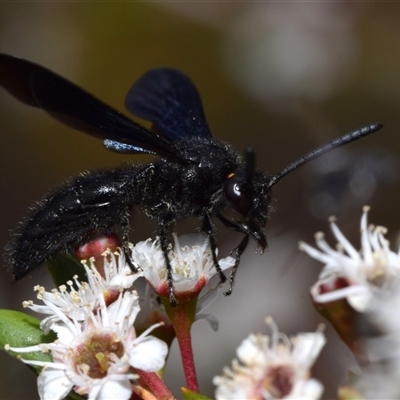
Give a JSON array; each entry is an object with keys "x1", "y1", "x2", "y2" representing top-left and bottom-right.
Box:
[
  {"x1": 4, "y1": 235, "x2": 237, "y2": 399},
  {"x1": 6, "y1": 249, "x2": 168, "y2": 400},
  {"x1": 213, "y1": 318, "x2": 326, "y2": 400},
  {"x1": 300, "y1": 206, "x2": 400, "y2": 312},
  {"x1": 10, "y1": 205, "x2": 400, "y2": 399}
]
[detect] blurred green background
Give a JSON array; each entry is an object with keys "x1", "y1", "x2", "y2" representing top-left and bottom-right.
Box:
[{"x1": 1, "y1": 3, "x2": 400, "y2": 399}]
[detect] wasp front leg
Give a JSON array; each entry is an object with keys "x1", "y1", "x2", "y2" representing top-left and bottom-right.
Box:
[
  {"x1": 120, "y1": 210, "x2": 140, "y2": 273},
  {"x1": 224, "y1": 234, "x2": 249, "y2": 296},
  {"x1": 201, "y1": 213, "x2": 227, "y2": 284},
  {"x1": 216, "y1": 213, "x2": 251, "y2": 296}
]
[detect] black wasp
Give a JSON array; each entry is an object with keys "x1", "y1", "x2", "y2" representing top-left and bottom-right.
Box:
[{"x1": 0, "y1": 54, "x2": 383, "y2": 305}]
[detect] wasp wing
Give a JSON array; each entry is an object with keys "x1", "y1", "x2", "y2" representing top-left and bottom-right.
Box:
[
  {"x1": 0, "y1": 54, "x2": 175, "y2": 157},
  {"x1": 125, "y1": 68, "x2": 212, "y2": 141}
]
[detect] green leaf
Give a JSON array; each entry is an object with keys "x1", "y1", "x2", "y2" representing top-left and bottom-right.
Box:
[
  {"x1": 0, "y1": 310, "x2": 87, "y2": 399},
  {"x1": 46, "y1": 252, "x2": 87, "y2": 287},
  {"x1": 181, "y1": 387, "x2": 213, "y2": 400},
  {"x1": 0, "y1": 309, "x2": 56, "y2": 373}
]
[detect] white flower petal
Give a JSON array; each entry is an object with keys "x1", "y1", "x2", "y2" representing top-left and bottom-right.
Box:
[
  {"x1": 128, "y1": 336, "x2": 168, "y2": 372},
  {"x1": 50, "y1": 323, "x2": 76, "y2": 345},
  {"x1": 196, "y1": 313, "x2": 219, "y2": 331},
  {"x1": 292, "y1": 378, "x2": 324, "y2": 400},
  {"x1": 236, "y1": 334, "x2": 268, "y2": 366},
  {"x1": 311, "y1": 280, "x2": 370, "y2": 306},
  {"x1": 37, "y1": 368, "x2": 73, "y2": 400},
  {"x1": 89, "y1": 378, "x2": 132, "y2": 400},
  {"x1": 219, "y1": 256, "x2": 236, "y2": 271},
  {"x1": 347, "y1": 290, "x2": 373, "y2": 312},
  {"x1": 292, "y1": 332, "x2": 326, "y2": 368}
]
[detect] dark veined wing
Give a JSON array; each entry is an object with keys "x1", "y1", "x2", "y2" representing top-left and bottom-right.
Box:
[
  {"x1": 0, "y1": 54, "x2": 176, "y2": 157},
  {"x1": 125, "y1": 68, "x2": 212, "y2": 141}
]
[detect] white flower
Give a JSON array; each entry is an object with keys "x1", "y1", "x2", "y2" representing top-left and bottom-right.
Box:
[
  {"x1": 88, "y1": 247, "x2": 143, "y2": 290},
  {"x1": 299, "y1": 206, "x2": 400, "y2": 312},
  {"x1": 355, "y1": 283, "x2": 400, "y2": 398},
  {"x1": 213, "y1": 318, "x2": 325, "y2": 400},
  {"x1": 8, "y1": 289, "x2": 168, "y2": 400},
  {"x1": 131, "y1": 233, "x2": 235, "y2": 294},
  {"x1": 23, "y1": 249, "x2": 143, "y2": 333},
  {"x1": 9, "y1": 254, "x2": 166, "y2": 400},
  {"x1": 137, "y1": 281, "x2": 221, "y2": 333}
]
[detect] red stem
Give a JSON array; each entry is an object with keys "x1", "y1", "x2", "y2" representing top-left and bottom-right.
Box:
[
  {"x1": 134, "y1": 370, "x2": 174, "y2": 400},
  {"x1": 174, "y1": 318, "x2": 199, "y2": 392},
  {"x1": 163, "y1": 292, "x2": 199, "y2": 392}
]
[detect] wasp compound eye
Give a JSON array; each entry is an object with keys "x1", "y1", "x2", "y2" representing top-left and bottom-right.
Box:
[{"x1": 225, "y1": 173, "x2": 253, "y2": 216}]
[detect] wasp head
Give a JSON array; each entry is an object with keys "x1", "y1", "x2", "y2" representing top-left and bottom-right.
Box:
[{"x1": 223, "y1": 148, "x2": 272, "y2": 251}]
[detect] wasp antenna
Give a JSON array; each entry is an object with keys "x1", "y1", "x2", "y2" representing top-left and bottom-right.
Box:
[
  {"x1": 245, "y1": 147, "x2": 256, "y2": 180},
  {"x1": 267, "y1": 122, "x2": 383, "y2": 189}
]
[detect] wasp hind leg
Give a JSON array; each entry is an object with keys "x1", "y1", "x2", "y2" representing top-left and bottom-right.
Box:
[
  {"x1": 120, "y1": 212, "x2": 140, "y2": 273},
  {"x1": 158, "y1": 219, "x2": 178, "y2": 306}
]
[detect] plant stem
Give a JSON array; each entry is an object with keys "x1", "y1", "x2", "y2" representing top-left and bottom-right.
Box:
[
  {"x1": 163, "y1": 293, "x2": 199, "y2": 392},
  {"x1": 135, "y1": 370, "x2": 174, "y2": 400}
]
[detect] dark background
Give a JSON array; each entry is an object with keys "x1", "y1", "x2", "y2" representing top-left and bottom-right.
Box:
[{"x1": 1, "y1": 3, "x2": 400, "y2": 399}]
